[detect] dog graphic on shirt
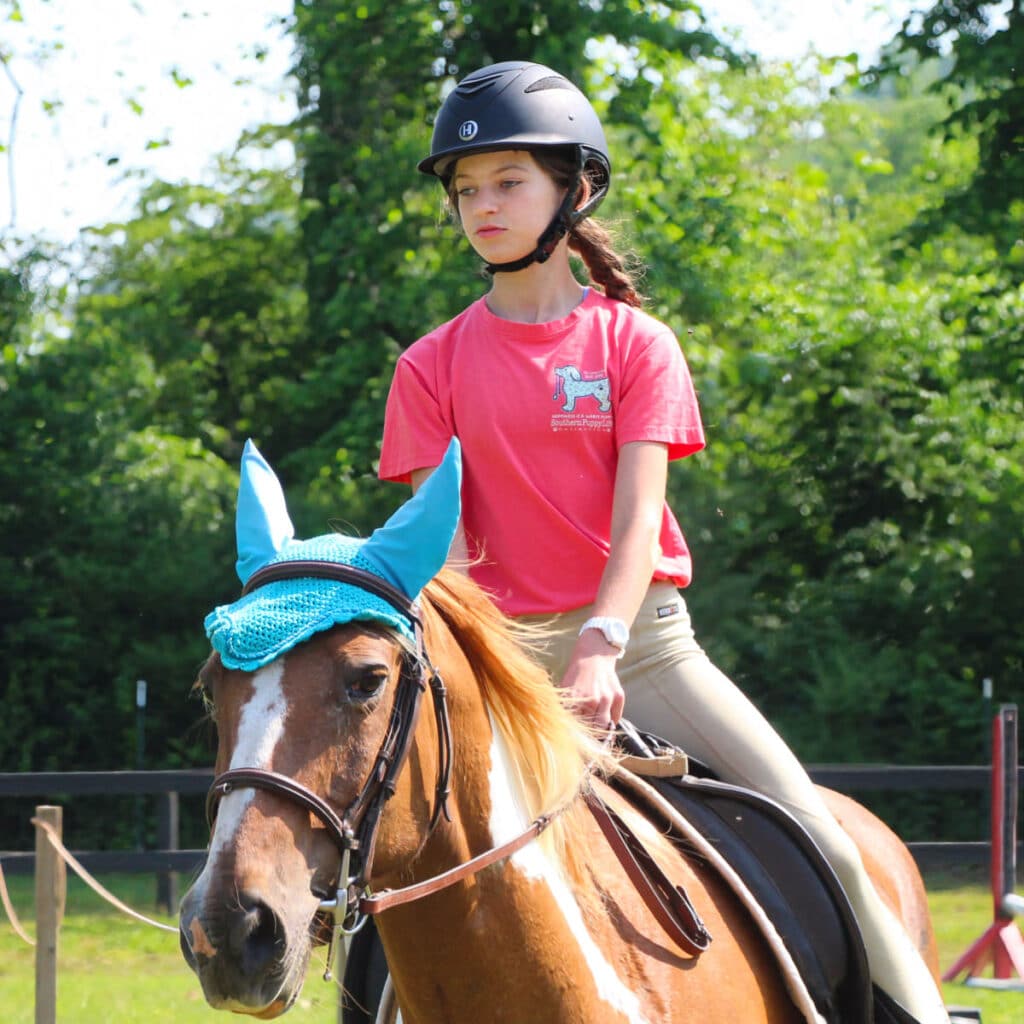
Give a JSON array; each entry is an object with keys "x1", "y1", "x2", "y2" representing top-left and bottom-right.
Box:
[{"x1": 552, "y1": 365, "x2": 612, "y2": 412}]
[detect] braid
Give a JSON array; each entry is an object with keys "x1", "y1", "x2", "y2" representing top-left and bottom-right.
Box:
[
  {"x1": 569, "y1": 218, "x2": 645, "y2": 308},
  {"x1": 530, "y1": 148, "x2": 645, "y2": 307}
]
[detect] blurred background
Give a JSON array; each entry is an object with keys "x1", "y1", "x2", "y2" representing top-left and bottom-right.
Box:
[{"x1": 1, "y1": 0, "x2": 1020, "y2": 852}]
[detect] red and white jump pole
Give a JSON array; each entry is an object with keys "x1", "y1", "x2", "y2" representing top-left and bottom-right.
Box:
[{"x1": 943, "y1": 703, "x2": 1024, "y2": 989}]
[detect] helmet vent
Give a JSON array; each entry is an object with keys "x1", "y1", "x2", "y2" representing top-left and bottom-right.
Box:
[
  {"x1": 524, "y1": 76, "x2": 576, "y2": 94},
  {"x1": 457, "y1": 69, "x2": 508, "y2": 97}
]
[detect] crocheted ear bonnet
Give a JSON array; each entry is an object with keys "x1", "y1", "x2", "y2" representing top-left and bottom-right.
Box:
[{"x1": 205, "y1": 439, "x2": 461, "y2": 670}]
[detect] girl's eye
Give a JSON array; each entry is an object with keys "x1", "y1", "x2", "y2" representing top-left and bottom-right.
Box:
[
  {"x1": 501, "y1": 179, "x2": 521, "y2": 189},
  {"x1": 457, "y1": 186, "x2": 476, "y2": 197}
]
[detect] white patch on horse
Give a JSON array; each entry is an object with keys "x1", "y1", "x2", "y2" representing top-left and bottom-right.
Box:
[
  {"x1": 486, "y1": 718, "x2": 651, "y2": 1024},
  {"x1": 207, "y1": 660, "x2": 289, "y2": 864}
]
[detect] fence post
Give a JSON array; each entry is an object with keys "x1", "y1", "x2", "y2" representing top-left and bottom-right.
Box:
[
  {"x1": 34, "y1": 805, "x2": 66, "y2": 1024},
  {"x1": 156, "y1": 791, "x2": 179, "y2": 913}
]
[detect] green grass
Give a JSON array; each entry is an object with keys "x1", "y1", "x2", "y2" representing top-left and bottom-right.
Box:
[
  {"x1": 1, "y1": 868, "x2": 1021, "y2": 1022},
  {"x1": 0, "y1": 873, "x2": 338, "y2": 1023},
  {"x1": 929, "y1": 866, "x2": 1023, "y2": 1024}
]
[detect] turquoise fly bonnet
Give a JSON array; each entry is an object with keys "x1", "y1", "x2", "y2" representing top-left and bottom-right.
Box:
[{"x1": 205, "y1": 439, "x2": 461, "y2": 670}]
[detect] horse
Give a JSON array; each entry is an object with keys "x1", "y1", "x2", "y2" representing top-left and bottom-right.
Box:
[{"x1": 179, "y1": 439, "x2": 939, "y2": 1022}]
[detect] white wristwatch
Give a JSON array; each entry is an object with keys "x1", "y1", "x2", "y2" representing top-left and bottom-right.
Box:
[{"x1": 578, "y1": 616, "x2": 629, "y2": 658}]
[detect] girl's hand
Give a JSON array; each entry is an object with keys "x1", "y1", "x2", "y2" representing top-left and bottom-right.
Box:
[{"x1": 559, "y1": 631, "x2": 626, "y2": 730}]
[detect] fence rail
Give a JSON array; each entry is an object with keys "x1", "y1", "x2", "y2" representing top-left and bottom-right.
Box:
[
  {"x1": 2, "y1": 765, "x2": 1022, "y2": 877},
  {"x1": 0, "y1": 769, "x2": 212, "y2": 797}
]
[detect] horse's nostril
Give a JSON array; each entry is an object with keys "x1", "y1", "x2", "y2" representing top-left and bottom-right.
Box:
[{"x1": 230, "y1": 895, "x2": 286, "y2": 974}]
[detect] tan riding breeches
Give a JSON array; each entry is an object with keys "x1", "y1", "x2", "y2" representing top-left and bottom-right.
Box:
[{"x1": 522, "y1": 583, "x2": 947, "y2": 1023}]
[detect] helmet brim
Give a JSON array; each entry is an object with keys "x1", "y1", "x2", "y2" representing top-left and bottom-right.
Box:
[{"x1": 419, "y1": 137, "x2": 589, "y2": 180}]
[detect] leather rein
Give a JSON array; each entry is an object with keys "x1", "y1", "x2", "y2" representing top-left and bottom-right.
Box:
[{"x1": 205, "y1": 560, "x2": 711, "y2": 978}]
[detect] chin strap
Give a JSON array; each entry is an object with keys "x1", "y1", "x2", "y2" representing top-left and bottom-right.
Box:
[{"x1": 485, "y1": 164, "x2": 584, "y2": 275}]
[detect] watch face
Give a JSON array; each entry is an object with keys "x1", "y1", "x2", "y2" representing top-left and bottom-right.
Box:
[{"x1": 605, "y1": 619, "x2": 629, "y2": 646}]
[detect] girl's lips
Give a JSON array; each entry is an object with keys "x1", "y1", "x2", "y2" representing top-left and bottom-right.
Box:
[{"x1": 476, "y1": 226, "x2": 504, "y2": 238}]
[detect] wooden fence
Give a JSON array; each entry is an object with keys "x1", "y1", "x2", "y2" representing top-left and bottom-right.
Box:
[
  {"x1": 0, "y1": 770, "x2": 211, "y2": 911},
  {"x1": 8, "y1": 708, "x2": 1022, "y2": 1020},
  {"x1": 3, "y1": 763, "x2": 1022, "y2": 897}
]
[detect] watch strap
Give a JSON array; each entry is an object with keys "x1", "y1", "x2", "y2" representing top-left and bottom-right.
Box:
[{"x1": 578, "y1": 616, "x2": 629, "y2": 658}]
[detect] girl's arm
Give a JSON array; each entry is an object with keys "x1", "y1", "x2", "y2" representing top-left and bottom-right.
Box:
[{"x1": 560, "y1": 440, "x2": 668, "y2": 726}]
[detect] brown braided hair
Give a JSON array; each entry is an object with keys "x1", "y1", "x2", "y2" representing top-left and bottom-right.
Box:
[
  {"x1": 445, "y1": 148, "x2": 646, "y2": 308},
  {"x1": 531, "y1": 149, "x2": 645, "y2": 308},
  {"x1": 567, "y1": 217, "x2": 645, "y2": 308}
]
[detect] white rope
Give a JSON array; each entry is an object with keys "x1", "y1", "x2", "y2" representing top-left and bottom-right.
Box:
[
  {"x1": 0, "y1": 857, "x2": 34, "y2": 946},
  {"x1": 31, "y1": 817, "x2": 179, "y2": 934}
]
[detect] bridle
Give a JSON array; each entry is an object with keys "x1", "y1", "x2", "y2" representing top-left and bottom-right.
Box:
[
  {"x1": 205, "y1": 560, "x2": 455, "y2": 976},
  {"x1": 205, "y1": 559, "x2": 712, "y2": 983}
]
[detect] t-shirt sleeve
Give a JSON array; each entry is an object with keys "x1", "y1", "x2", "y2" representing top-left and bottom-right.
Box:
[
  {"x1": 615, "y1": 328, "x2": 706, "y2": 460},
  {"x1": 379, "y1": 345, "x2": 455, "y2": 484}
]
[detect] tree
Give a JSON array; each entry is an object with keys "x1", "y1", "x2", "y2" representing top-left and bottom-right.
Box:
[
  {"x1": 3, "y1": 3, "x2": 1020, "y2": 855},
  {"x1": 0, "y1": 135, "x2": 304, "y2": 846},
  {"x1": 638, "y1": 56, "x2": 1024, "y2": 777},
  {"x1": 870, "y1": 0, "x2": 1024, "y2": 261},
  {"x1": 75, "y1": 130, "x2": 307, "y2": 466}
]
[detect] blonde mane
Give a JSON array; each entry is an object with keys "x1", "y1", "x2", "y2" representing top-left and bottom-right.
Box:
[{"x1": 420, "y1": 569, "x2": 610, "y2": 879}]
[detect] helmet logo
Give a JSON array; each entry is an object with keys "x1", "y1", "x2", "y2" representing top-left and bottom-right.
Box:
[{"x1": 458, "y1": 120, "x2": 479, "y2": 142}]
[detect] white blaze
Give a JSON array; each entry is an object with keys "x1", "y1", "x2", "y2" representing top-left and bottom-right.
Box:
[
  {"x1": 202, "y1": 661, "x2": 289, "y2": 873},
  {"x1": 486, "y1": 718, "x2": 651, "y2": 1024}
]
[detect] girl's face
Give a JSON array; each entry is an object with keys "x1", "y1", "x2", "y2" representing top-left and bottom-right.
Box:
[{"x1": 451, "y1": 150, "x2": 565, "y2": 265}]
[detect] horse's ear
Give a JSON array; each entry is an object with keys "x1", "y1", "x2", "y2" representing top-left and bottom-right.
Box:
[
  {"x1": 234, "y1": 439, "x2": 296, "y2": 585},
  {"x1": 362, "y1": 438, "x2": 462, "y2": 598}
]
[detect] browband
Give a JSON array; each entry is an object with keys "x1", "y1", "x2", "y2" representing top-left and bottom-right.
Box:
[{"x1": 240, "y1": 559, "x2": 422, "y2": 629}]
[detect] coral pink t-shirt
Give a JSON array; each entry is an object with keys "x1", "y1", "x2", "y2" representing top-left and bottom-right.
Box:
[{"x1": 378, "y1": 290, "x2": 706, "y2": 615}]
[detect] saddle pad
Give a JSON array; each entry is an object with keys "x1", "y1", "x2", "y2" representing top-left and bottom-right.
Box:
[{"x1": 608, "y1": 769, "x2": 873, "y2": 1024}]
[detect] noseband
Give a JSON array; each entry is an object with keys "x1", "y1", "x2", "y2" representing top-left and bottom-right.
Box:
[{"x1": 205, "y1": 561, "x2": 454, "y2": 966}]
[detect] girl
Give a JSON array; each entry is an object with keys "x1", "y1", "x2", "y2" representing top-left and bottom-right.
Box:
[{"x1": 378, "y1": 60, "x2": 947, "y2": 1024}]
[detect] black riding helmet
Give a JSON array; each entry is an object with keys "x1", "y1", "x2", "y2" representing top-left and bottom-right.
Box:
[{"x1": 419, "y1": 61, "x2": 612, "y2": 273}]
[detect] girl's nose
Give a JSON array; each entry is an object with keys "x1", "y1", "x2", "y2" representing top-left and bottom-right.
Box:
[{"x1": 475, "y1": 186, "x2": 500, "y2": 213}]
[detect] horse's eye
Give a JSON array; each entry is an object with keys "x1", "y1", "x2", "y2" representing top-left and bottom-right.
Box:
[{"x1": 346, "y1": 667, "x2": 389, "y2": 704}]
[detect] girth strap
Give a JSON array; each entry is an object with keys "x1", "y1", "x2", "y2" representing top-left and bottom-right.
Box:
[{"x1": 584, "y1": 790, "x2": 712, "y2": 958}]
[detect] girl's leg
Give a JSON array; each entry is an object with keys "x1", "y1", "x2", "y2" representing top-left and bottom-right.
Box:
[{"x1": 532, "y1": 586, "x2": 947, "y2": 1024}]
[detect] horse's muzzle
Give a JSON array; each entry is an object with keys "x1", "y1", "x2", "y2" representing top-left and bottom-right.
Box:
[{"x1": 179, "y1": 885, "x2": 305, "y2": 1017}]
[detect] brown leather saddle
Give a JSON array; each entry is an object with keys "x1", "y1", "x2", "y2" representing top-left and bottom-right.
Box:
[{"x1": 613, "y1": 721, "x2": 931, "y2": 1024}]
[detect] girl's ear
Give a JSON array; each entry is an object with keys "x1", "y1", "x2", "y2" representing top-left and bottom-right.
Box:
[{"x1": 574, "y1": 174, "x2": 593, "y2": 213}]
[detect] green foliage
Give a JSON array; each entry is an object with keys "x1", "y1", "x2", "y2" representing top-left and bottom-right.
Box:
[
  {"x1": 0, "y1": 137, "x2": 300, "y2": 846},
  {"x1": 621, "y1": 55, "x2": 1024, "y2": 766},
  {"x1": 2, "y1": 3, "x2": 1023, "y2": 858},
  {"x1": 75, "y1": 134, "x2": 308, "y2": 462},
  {"x1": 869, "y1": 0, "x2": 1024, "y2": 262}
]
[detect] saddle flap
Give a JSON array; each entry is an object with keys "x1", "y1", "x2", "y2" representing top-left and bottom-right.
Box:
[{"x1": 608, "y1": 768, "x2": 873, "y2": 1024}]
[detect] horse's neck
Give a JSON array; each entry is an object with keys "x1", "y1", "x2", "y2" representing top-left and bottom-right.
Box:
[
  {"x1": 379, "y1": 722, "x2": 644, "y2": 1022},
  {"x1": 376, "y1": 835, "x2": 623, "y2": 1024}
]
